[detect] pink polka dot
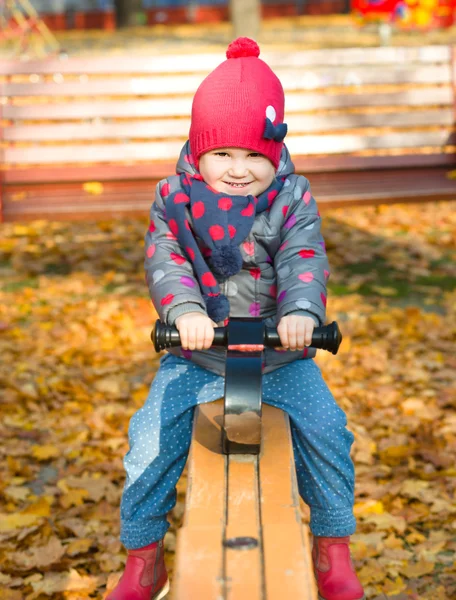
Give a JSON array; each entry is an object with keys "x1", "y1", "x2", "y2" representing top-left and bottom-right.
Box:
[
  {"x1": 303, "y1": 191, "x2": 312, "y2": 205},
  {"x1": 192, "y1": 202, "x2": 205, "y2": 219},
  {"x1": 186, "y1": 247, "x2": 195, "y2": 261},
  {"x1": 267, "y1": 190, "x2": 278, "y2": 206},
  {"x1": 209, "y1": 225, "x2": 225, "y2": 241},
  {"x1": 228, "y1": 224, "x2": 236, "y2": 239},
  {"x1": 168, "y1": 219, "x2": 178, "y2": 236},
  {"x1": 182, "y1": 175, "x2": 193, "y2": 187},
  {"x1": 299, "y1": 249, "x2": 315, "y2": 259},
  {"x1": 243, "y1": 241, "x2": 255, "y2": 256},
  {"x1": 298, "y1": 272, "x2": 314, "y2": 283},
  {"x1": 284, "y1": 214, "x2": 296, "y2": 229},
  {"x1": 319, "y1": 241, "x2": 326, "y2": 251},
  {"x1": 241, "y1": 203, "x2": 254, "y2": 217},
  {"x1": 324, "y1": 269, "x2": 330, "y2": 280},
  {"x1": 148, "y1": 220, "x2": 156, "y2": 233},
  {"x1": 181, "y1": 276, "x2": 195, "y2": 288},
  {"x1": 277, "y1": 290, "x2": 287, "y2": 303},
  {"x1": 174, "y1": 192, "x2": 189, "y2": 203},
  {"x1": 269, "y1": 284, "x2": 277, "y2": 298},
  {"x1": 161, "y1": 183, "x2": 170, "y2": 197},
  {"x1": 249, "y1": 302, "x2": 260, "y2": 317},
  {"x1": 202, "y1": 272, "x2": 217, "y2": 287},
  {"x1": 250, "y1": 268, "x2": 261, "y2": 280},
  {"x1": 279, "y1": 241, "x2": 288, "y2": 252},
  {"x1": 161, "y1": 294, "x2": 174, "y2": 306},
  {"x1": 320, "y1": 292, "x2": 327, "y2": 307},
  {"x1": 282, "y1": 205, "x2": 289, "y2": 217},
  {"x1": 146, "y1": 244, "x2": 156, "y2": 258},
  {"x1": 170, "y1": 252, "x2": 186, "y2": 265},
  {"x1": 184, "y1": 154, "x2": 194, "y2": 165},
  {"x1": 193, "y1": 173, "x2": 203, "y2": 181},
  {"x1": 218, "y1": 197, "x2": 232, "y2": 211},
  {"x1": 166, "y1": 232, "x2": 177, "y2": 240}
]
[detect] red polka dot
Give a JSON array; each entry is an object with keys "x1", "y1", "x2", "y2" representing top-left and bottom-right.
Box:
[
  {"x1": 243, "y1": 241, "x2": 255, "y2": 256},
  {"x1": 279, "y1": 241, "x2": 288, "y2": 252},
  {"x1": 146, "y1": 244, "x2": 156, "y2": 258},
  {"x1": 161, "y1": 183, "x2": 170, "y2": 197},
  {"x1": 193, "y1": 173, "x2": 203, "y2": 181},
  {"x1": 302, "y1": 347, "x2": 309, "y2": 358},
  {"x1": 282, "y1": 205, "x2": 289, "y2": 217},
  {"x1": 186, "y1": 247, "x2": 195, "y2": 261},
  {"x1": 174, "y1": 192, "x2": 189, "y2": 203},
  {"x1": 299, "y1": 249, "x2": 315, "y2": 259},
  {"x1": 168, "y1": 219, "x2": 178, "y2": 236},
  {"x1": 202, "y1": 246, "x2": 212, "y2": 257},
  {"x1": 320, "y1": 292, "x2": 327, "y2": 307},
  {"x1": 218, "y1": 197, "x2": 232, "y2": 211},
  {"x1": 267, "y1": 190, "x2": 278, "y2": 206},
  {"x1": 269, "y1": 284, "x2": 277, "y2": 298},
  {"x1": 192, "y1": 202, "x2": 205, "y2": 219},
  {"x1": 161, "y1": 294, "x2": 174, "y2": 306},
  {"x1": 228, "y1": 224, "x2": 236, "y2": 239},
  {"x1": 202, "y1": 272, "x2": 217, "y2": 287},
  {"x1": 170, "y1": 252, "x2": 186, "y2": 265},
  {"x1": 209, "y1": 225, "x2": 225, "y2": 241},
  {"x1": 250, "y1": 268, "x2": 261, "y2": 280},
  {"x1": 241, "y1": 202, "x2": 254, "y2": 217},
  {"x1": 148, "y1": 220, "x2": 156, "y2": 232},
  {"x1": 166, "y1": 232, "x2": 177, "y2": 240}
]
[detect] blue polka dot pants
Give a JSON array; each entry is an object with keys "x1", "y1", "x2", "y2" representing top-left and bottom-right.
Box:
[{"x1": 120, "y1": 354, "x2": 356, "y2": 549}]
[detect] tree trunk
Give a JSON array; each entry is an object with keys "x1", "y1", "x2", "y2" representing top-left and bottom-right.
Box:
[
  {"x1": 229, "y1": 0, "x2": 261, "y2": 40},
  {"x1": 114, "y1": 0, "x2": 142, "y2": 28}
]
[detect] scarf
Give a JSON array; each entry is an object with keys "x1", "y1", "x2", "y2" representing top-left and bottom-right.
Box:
[{"x1": 165, "y1": 173, "x2": 284, "y2": 322}]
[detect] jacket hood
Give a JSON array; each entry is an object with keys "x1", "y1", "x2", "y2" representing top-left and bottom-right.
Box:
[{"x1": 176, "y1": 141, "x2": 295, "y2": 178}]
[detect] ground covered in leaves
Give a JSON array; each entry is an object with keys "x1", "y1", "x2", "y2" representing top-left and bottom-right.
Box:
[{"x1": 0, "y1": 201, "x2": 455, "y2": 599}]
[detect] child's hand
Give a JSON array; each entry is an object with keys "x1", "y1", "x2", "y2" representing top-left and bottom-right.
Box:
[
  {"x1": 175, "y1": 312, "x2": 218, "y2": 350},
  {"x1": 277, "y1": 315, "x2": 315, "y2": 351}
]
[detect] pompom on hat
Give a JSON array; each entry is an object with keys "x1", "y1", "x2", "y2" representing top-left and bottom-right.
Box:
[{"x1": 189, "y1": 37, "x2": 287, "y2": 170}]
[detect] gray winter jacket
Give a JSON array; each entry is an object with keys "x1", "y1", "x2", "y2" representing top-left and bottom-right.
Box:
[{"x1": 145, "y1": 143, "x2": 330, "y2": 376}]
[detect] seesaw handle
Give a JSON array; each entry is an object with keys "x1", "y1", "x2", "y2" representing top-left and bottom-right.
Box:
[{"x1": 152, "y1": 320, "x2": 342, "y2": 355}]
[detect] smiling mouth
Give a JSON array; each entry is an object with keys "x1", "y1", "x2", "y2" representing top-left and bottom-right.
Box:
[{"x1": 224, "y1": 181, "x2": 254, "y2": 188}]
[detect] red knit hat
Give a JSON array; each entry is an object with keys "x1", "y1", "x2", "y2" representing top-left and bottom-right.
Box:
[{"x1": 189, "y1": 37, "x2": 287, "y2": 170}]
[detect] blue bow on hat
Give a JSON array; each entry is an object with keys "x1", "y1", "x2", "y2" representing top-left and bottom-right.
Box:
[{"x1": 263, "y1": 117, "x2": 288, "y2": 143}]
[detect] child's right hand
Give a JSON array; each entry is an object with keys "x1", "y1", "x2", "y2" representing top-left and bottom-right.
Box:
[{"x1": 174, "y1": 312, "x2": 218, "y2": 350}]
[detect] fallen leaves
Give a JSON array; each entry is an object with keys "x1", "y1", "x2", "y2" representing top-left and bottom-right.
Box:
[{"x1": 0, "y1": 201, "x2": 455, "y2": 598}]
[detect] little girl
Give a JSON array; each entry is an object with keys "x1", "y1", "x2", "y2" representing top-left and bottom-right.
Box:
[{"x1": 107, "y1": 38, "x2": 364, "y2": 600}]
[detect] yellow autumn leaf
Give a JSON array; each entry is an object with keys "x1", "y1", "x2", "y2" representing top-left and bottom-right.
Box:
[
  {"x1": 82, "y1": 181, "x2": 104, "y2": 195},
  {"x1": 401, "y1": 558, "x2": 435, "y2": 578},
  {"x1": 0, "y1": 513, "x2": 40, "y2": 532},
  {"x1": 66, "y1": 538, "x2": 94, "y2": 556},
  {"x1": 31, "y1": 444, "x2": 60, "y2": 460},
  {"x1": 354, "y1": 500, "x2": 384, "y2": 517},
  {"x1": 59, "y1": 489, "x2": 90, "y2": 509}
]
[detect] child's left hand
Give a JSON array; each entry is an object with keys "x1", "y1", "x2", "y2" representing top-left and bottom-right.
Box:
[{"x1": 277, "y1": 315, "x2": 315, "y2": 351}]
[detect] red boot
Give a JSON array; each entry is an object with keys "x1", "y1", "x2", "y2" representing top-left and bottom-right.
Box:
[
  {"x1": 312, "y1": 536, "x2": 365, "y2": 600},
  {"x1": 106, "y1": 539, "x2": 169, "y2": 600}
]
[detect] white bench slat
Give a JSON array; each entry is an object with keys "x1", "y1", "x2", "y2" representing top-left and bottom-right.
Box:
[
  {"x1": 4, "y1": 129, "x2": 453, "y2": 164},
  {"x1": 4, "y1": 87, "x2": 452, "y2": 120},
  {"x1": 4, "y1": 64, "x2": 451, "y2": 97},
  {"x1": 4, "y1": 110, "x2": 452, "y2": 142},
  {"x1": 0, "y1": 45, "x2": 450, "y2": 75}
]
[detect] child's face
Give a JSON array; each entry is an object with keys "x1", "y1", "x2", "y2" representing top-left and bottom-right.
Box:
[{"x1": 199, "y1": 148, "x2": 276, "y2": 197}]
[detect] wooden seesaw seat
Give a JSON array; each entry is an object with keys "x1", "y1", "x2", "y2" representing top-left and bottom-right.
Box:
[{"x1": 173, "y1": 399, "x2": 317, "y2": 600}]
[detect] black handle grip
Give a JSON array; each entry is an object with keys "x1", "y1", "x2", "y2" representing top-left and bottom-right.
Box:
[{"x1": 152, "y1": 320, "x2": 342, "y2": 355}]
